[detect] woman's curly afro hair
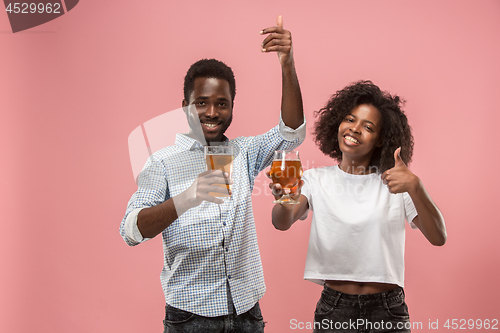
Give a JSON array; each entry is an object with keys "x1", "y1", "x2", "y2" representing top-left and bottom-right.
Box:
[{"x1": 313, "y1": 80, "x2": 414, "y2": 173}]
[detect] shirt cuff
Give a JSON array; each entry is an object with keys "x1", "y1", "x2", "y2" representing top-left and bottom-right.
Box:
[
  {"x1": 125, "y1": 208, "x2": 146, "y2": 242},
  {"x1": 279, "y1": 114, "x2": 306, "y2": 142}
]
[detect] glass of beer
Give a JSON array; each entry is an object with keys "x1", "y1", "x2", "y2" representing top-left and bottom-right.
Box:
[
  {"x1": 204, "y1": 145, "x2": 234, "y2": 197},
  {"x1": 270, "y1": 150, "x2": 303, "y2": 204}
]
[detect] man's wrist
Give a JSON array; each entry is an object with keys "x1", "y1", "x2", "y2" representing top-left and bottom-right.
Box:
[
  {"x1": 172, "y1": 192, "x2": 195, "y2": 217},
  {"x1": 281, "y1": 59, "x2": 295, "y2": 73}
]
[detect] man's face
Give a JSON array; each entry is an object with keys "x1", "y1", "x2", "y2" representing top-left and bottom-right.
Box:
[{"x1": 182, "y1": 77, "x2": 233, "y2": 144}]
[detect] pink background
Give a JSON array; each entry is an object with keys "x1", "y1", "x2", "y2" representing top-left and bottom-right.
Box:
[{"x1": 1, "y1": 0, "x2": 499, "y2": 332}]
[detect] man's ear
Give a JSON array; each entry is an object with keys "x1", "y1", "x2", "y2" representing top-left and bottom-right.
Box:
[{"x1": 182, "y1": 100, "x2": 188, "y2": 108}]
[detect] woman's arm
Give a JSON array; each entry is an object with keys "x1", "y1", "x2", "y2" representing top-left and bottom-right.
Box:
[
  {"x1": 382, "y1": 148, "x2": 447, "y2": 246},
  {"x1": 272, "y1": 194, "x2": 309, "y2": 231},
  {"x1": 268, "y1": 176, "x2": 309, "y2": 230},
  {"x1": 407, "y1": 181, "x2": 447, "y2": 246}
]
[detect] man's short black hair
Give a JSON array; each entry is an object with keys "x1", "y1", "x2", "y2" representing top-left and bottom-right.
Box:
[{"x1": 183, "y1": 59, "x2": 236, "y2": 104}]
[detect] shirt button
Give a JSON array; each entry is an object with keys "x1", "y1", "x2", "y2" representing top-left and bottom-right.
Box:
[
  {"x1": 223, "y1": 222, "x2": 226, "y2": 226},
  {"x1": 225, "y1": 247, "x2": 229, "y2": 252},
  {"x1": 228, "y1": 275, "x2": 231, "y2": 279}
]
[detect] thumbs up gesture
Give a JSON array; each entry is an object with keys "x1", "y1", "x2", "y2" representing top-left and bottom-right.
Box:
[
  {"x1": 260, "y1": 15, "x2": 294, "y2": 67},
  {"x1": 381, "y1": 147, "x2": 419, "y2": 194}
]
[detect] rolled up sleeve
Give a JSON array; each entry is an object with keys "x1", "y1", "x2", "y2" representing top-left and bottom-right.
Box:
[{"x1": 279, "y1": 114, "x2": 306, "y2": 142}]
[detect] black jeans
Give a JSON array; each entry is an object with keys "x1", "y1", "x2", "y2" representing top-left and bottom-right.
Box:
[
  {"x1": 163, "y1": 302, "x2": 265, "y2": 333},
  {"x1": 313, "y1": 286, "x2": 411, "y2": 333}
]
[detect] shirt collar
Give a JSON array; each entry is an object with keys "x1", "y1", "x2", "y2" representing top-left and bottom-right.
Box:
[{"x1": 175, "y1": 133, "x2": 229, "y2": 151}]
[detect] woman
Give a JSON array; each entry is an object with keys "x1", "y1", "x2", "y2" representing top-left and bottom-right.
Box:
[{"x1": 269, "y1": 81, "x2": 446, "y2": 332}]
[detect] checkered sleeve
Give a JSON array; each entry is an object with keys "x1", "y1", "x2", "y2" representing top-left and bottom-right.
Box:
[
  {"x1": 119, "y1": 155, "x2": 169, "y2": 246},
  {"x1": 247, "y1": 117, "x2": 306, "y2": 179}
]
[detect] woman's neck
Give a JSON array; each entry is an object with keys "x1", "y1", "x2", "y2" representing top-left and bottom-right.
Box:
[{"x1": 339, "y1": 157, "x2": 376, "y2": 175}]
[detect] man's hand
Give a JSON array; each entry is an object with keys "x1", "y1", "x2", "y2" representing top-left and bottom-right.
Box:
[
  {"x1": 381, "y1": 147, "x2": 419, "y2": 194},
  {"x1": 174, "y1": 170, "x2": 232, "y2": 214},
  {"x1": 260, "y1": 15, "x2": 294, "y2": 68},
  {"x1": 137, "y1": 170, "x2": 232, "y2": 239}
]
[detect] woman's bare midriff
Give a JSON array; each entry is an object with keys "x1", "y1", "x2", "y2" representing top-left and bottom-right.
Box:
[{"x1": 325, "y1": 280, "x2": 399, "y2": 295}]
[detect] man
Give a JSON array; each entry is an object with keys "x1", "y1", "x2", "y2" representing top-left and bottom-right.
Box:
[{"x1": 120, "y1": 16, "x2": 305, "y2": 332}]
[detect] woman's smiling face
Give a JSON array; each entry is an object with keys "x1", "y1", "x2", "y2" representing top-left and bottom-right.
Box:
[{"x1": 338, "y1": 103, "x2": 382, "y2": 161}]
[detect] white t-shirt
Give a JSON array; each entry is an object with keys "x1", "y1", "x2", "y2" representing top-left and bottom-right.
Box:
[{"x1": 300, "y1": 165, "x2": 418, "y2": 288}]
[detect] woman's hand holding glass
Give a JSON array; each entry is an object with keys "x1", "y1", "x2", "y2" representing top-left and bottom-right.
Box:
[
  {"x1": 267, "y1": 150, "x2": 303, "y2": 205},
  {"x1": 267, "y1": 172, "x2": 304, "y2": 206}
]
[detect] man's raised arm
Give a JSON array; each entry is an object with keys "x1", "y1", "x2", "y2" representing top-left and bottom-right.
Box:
[{"x1": 261, "y1": 15, "x2": 304, "y2": 129}]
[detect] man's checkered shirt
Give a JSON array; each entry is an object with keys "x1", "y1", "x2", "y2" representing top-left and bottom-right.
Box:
[{"x1": 120, "y1": 120, "x2": 305, "y2": 317}]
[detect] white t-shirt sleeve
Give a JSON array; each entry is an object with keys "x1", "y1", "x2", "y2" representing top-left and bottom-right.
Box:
[
  {"x1": 403, "y1": 192, "x2": 418, "y2": 229},
  {"x1": 298, "y1": 169, "x2": 313, "y2": 220}
]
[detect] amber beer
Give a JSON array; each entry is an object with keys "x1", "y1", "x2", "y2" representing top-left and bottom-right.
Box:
[
  {"x1": 204, "y1": 146, "x2": 234, "y2": 197},
  {"x1": 270, "y1": 150, "x2": 302, "y2": 204},
  {"x1": 270, "y1": 160, "x2": 303, "y2": 194}
]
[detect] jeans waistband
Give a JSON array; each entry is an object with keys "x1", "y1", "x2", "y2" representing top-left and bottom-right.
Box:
[{"x1": 321, "y1": 285, "x2": 405, "y2": 310}]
